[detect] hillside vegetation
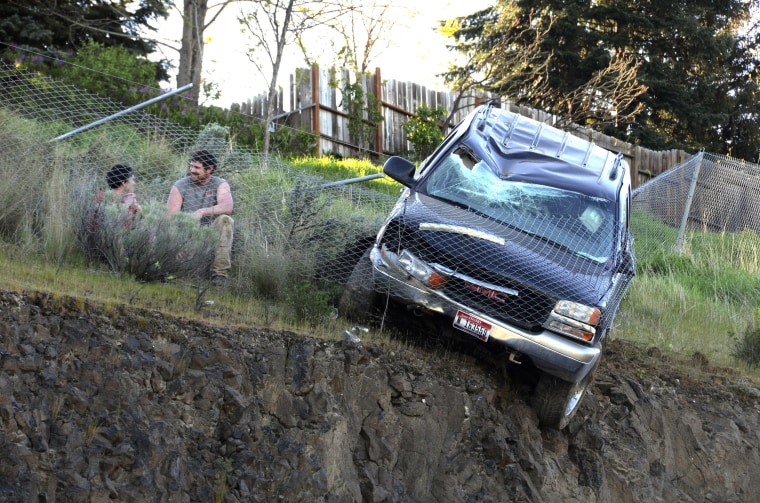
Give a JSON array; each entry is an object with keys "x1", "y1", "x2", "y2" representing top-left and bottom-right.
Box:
[{"x1": 1, "y1": 105, "x2": 759, "y2": 377}]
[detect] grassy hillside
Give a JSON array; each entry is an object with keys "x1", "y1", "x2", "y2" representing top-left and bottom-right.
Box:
[{"x1": 1, "y1": 106, "x2": 758, "y2": 376}]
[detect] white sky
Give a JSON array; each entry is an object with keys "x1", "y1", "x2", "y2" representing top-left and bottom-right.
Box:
[{"x1": 152, "y1": 0, "x2": 494, "y2": 106}]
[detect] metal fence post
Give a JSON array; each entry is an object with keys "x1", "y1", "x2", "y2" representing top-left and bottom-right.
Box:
[{"x1": 675, "y1": 151, "x2": 704, "y2": 253}]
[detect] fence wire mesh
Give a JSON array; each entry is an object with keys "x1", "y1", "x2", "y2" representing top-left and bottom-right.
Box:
[
  {"x1": 629, "y1": 151, "x2": 760, "y2": 364},
  {"x1": 3, "y1": 61, "x2": 760, "y2": 343},
  {"x1": 0, "y1": 63, "x2": 398, "y2": 323},
  {"x1": 632, "y1": 151, "x2": 760, "y2": 275}
]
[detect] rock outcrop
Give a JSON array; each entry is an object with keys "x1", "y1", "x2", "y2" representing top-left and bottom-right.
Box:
[{"x1": 0, "y1": 290, "x2": 758, "y2": 502}]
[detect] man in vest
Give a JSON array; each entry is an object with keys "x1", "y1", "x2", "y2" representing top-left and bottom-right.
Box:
[{"x1": 167, "y1": 150, "x2": 234, "y2": 285}]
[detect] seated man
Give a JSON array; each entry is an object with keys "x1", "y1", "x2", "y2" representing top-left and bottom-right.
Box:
[
  {"x1": 166, "y1": 150, "x2": 234, "y2": 284},
  {"x1": 88, "y1": 163, "x2": 142, "y2": 233}
]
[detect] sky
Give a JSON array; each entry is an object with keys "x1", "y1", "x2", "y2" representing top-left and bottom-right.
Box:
[{"x1": 152, "y1": 0, "x2": 494, "y2": 106}]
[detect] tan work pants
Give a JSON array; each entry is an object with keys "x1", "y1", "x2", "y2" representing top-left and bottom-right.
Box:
[{"x1": 211, "y1": 215, "x2": 234, "y2": 278}]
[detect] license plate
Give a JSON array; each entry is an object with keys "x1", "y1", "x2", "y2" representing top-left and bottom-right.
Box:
[{"x1": 453, "y1": 311, "x2": 491, "y2": 342}]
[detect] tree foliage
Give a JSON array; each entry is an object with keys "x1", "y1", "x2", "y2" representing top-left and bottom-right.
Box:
[
  {"x1": 0, "y1": 0, "x2": 170, "y2": 81},
  {"x1": 0, "y1": 0, "x2": 168, "y2": 59},
  {"x1": 403, "y1": 105, "x2": 446, "y2": 161},
  {"x1": 443, "y1": 0, "x2": 760, "y2": 160},
  {"x1": 52, "y1": 41, "x2": 162, "y2": 106},
  {"x1": 339, "y1": 77, "x2": 383, "y2": 155}
]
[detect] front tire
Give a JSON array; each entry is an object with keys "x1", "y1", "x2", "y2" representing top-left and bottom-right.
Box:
[
  {"x1": 532, "y1": 358, "x2": 600, "y2": 430},
  {"x1": 338, "y1": 248, "x2": 378, "y2": 323}
]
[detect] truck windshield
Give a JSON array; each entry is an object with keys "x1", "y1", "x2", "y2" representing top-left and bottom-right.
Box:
[{"x1": 422, "y1": 148, "x2": 615, "y2": 263}]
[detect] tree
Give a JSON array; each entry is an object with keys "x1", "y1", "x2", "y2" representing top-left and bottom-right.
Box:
[
  {"x1": 443, "y1": 0, "x2": 760, "y2": 158},
  {"x1": 173, "y1": 0, "x2": 232, "y2": 107},
  {"x1": 0, "y1": 0, "x2": 169, "y2": 79},
  {"x1": 442, "y1": 2, "x2": 647, "y2": 134},
  {"x1": 322, "y1": 0, "x2": 394, "y2": 74},
  {"x1": 320, "y1": 1, "x2": 393, "y2": 156},
  {"x1": 438, "y1": 4, "x2": 555, "y2": 128},
  {"x1": 337, "y1": 76, "x2": 383, "y2": 155},
  {"x1": 238, "y1": 0, "x2": 356, "y2": 160},
  {"x1": 57, "y1": 40, "x2": 162, "y2": 106}
]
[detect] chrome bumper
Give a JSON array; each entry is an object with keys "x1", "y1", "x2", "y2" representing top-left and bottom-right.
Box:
[{"x1": 370, "y1": 246, "x2": 600, "y2": 383}]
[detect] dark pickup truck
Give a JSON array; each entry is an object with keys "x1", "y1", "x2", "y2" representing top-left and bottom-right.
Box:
[{"x1": 340, "y1": 102, "x2": 636, "y2": 429}]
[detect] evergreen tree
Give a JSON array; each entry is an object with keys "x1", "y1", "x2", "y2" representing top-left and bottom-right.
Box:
[
  {"x1": 444, "y1": 0, "x2": 760, "y2": 159},
  {"x1": 0, "y1": 0, "x2": 169, "y2": 80}
]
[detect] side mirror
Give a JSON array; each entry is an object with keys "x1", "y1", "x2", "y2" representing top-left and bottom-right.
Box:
[{"x1": 383, "y1": 156, "x2": 416, "y2": 188}]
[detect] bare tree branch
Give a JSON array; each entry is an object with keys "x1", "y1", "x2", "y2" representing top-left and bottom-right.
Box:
[
  {"x1": 238, "y1": 0, "x2": 361, "y2": 161},
  {"x1": 554, "y1": 52, "x2": 648, "y2": 129}
]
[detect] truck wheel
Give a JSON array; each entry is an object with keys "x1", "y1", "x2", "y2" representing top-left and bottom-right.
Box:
[
  {"x1": 338, "y1": 248, "x2": 378, "y2": 323},
  {"x1": 532, "y1": 358, "x2": 600, "y2": 430}
]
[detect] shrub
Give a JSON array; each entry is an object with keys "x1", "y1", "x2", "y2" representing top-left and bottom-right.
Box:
[
  {"x1": 0, "y1": 111, "x2": 56, "y2": 241},
  {"x1": 77, "y1": 199, "x2": 217, "y2": 282},
  {"x1": 284, "y1": 279, "x2": 338, "y2": 328},
  {"x1": 193, "y1": 123, "x2": 230, "y2": 163},
  {"x1": 403, "y1": 105, "x2": 446, "y2": 161},
  {"x1": 731, "y1": 319, "x2": 760, "y2": 369}
]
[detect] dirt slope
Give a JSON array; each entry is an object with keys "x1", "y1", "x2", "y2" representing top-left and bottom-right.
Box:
[{"x1": 0, "y1": 289, "x2": 758, "y2": 502}]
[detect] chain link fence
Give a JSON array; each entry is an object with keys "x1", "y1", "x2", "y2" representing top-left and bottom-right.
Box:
[
  {"x1": 632, "y1": 151, "x2": 760, "y2": 272},
  {"x1": 634, "y1": 152, "x2": 760, "y2": 242},
  {"x1": 629, "y1": 151, "x2": 760, "y2": 364},
  {"x1": 2, "y1": 61, "x2": 760, "y2": 339},
  {"x1": 0, "y1": 63, "x2": 398, "y2": 323}
]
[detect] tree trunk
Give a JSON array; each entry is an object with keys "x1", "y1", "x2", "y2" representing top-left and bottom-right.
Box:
[
  {"x1": 262, "y1": 0, "x2": 295, "y2": 163},
  {"x1": 177, "y1": 0, "x2": 208, "y2": 108}
]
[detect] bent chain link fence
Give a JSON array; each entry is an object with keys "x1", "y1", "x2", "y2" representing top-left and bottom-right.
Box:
[
  {"x1": 2, "y1": 61, "x2": 760, "y2": 334},
  {"x1": 0, "y1": 62, "x2": 397, "y2": 318},
  {"x1": 632, "y1": 151, "x2": 760, "y2": 273}
]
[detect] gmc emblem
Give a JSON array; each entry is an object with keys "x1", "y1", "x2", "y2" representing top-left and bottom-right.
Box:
[{"x1": 464, "y1": 282, "x2": 510, "y2": 303}]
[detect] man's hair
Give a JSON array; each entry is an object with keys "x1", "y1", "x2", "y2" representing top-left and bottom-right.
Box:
[
  {"x1": 106, "y1": 164, "x2": 134, "y2": 190},
  {"x1": 191, "y1": 150, "x2": 218, "y2": 171}
]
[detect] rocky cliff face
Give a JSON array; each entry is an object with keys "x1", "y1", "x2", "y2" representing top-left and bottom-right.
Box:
[{"x1": 0, "y1": 289, "x2": 758, "y2": 502}]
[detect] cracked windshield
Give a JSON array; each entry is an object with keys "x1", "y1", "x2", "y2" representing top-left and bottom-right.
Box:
[{"x1": 423, "y1": 147, "x2": 615, "y2": 263}]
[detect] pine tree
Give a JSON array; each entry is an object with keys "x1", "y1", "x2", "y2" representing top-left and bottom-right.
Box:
[
  {"x1": 443, "y1": 0, "x2": 760, "y2": 159},
  {"x1": 0, "y1": 0, "x2": 168, "y2": 72}
]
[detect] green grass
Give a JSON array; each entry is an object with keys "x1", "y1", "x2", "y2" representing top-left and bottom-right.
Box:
[
  {"x1": 289, "y1": 155, "x2": 403, "y2": 196},
  {"x1": 4, "y1": 202, "x2": 759, "y2": 376},
  {"x1": 0, "y1": 241, "x2": 393, "y2": 346},
  {"x1": 610, "y1": 209, "x2": 760, "y2": 370}
]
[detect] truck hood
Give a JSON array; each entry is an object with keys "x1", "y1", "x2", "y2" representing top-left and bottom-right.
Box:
[{"x1": 392, "y1": 192, "x2": 616, "y2": 307}]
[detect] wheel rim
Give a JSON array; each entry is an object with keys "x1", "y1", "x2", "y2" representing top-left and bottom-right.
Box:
[{"x1": 564, "y1": 385, "x2": 585, "y2": 417}]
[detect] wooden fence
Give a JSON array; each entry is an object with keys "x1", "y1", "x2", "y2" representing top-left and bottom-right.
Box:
[{"x1": 233, "y1": 64, "x2": 691, "y2": 190}]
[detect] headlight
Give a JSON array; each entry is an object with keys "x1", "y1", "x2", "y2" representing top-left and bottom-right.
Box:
[
  {"x1": 545, "y1": 300, "x2": 601, "y2": 342},
  {"x1": 381, "y1": 245, "x2": 447, "y2": 289},
  {"x1": 554, "y1": 300, "x2": 601, "y2": 325}
]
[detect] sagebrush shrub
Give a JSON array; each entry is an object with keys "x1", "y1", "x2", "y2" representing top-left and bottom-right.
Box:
[
  {"x1": 284, "y1": 279, "x2": 339, "y2": 328},
  {"x1": 731, "y1": 323, "x2": 760, "y2": 368},
  {"x1": 78, "y1": 199, "x2": 217, "y2": 282}
]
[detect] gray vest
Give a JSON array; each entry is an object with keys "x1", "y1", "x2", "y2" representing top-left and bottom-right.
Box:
[{"x1": 174, "y1": 175, "x2": 226, "y2": 225}]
